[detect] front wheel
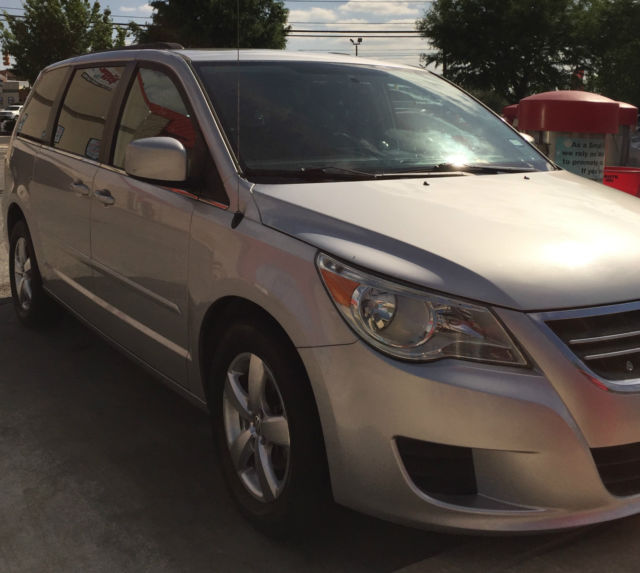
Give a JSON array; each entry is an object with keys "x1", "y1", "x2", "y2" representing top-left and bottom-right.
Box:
[{"x1": 209, "y1": 317, "x2": 329, "y2": 535}]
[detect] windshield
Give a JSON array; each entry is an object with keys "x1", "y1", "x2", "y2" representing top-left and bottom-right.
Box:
[{"x1": 195, "y1": 61, "x2": 553, "y2": 181}]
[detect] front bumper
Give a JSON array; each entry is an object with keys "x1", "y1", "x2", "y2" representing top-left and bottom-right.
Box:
[{"x1": 298, "y1": 306, "x2": 640, "y2": 532}]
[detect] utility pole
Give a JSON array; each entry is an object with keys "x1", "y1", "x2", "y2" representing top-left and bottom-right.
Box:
[{"x1": 350, "y1": 37, "x2": 362, "y2": 56}]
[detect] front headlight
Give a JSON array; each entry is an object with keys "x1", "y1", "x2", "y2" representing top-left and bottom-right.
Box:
[{"x1": 317, "y1": 253, "x2": 527, "y2": 366}]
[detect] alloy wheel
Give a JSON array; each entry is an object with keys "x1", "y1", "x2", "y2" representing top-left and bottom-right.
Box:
[
  {"x1": 13, "y1": 237, "x2": 33, "y2": 312},
  {"x1": 222, "y1": 352, "x2": 291, "y2": 502}
]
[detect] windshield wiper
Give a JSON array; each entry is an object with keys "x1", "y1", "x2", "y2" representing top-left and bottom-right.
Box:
[
  {"x1": 244, "y1": 166, "x2": 380, "y2": 182},
  {"x1": 244, "y1": 163, "x2": 538, "y2": 183},
  {"x1": 399, "y1": 163, "x2": 538, "y2": 175}
]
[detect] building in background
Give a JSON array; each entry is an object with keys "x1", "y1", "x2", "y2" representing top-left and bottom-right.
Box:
[{"x1": 0, "y1": 70, "x2": 30, "y2": 107}]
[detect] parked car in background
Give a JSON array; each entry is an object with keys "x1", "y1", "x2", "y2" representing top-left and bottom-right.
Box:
[
  {"x1": 0, "y1": 104, "x2": 22, "y2": 133},
  {"x1": 0, "y1": 104, "x2": 23, "y2": 116},
  {"x1": 0, "y1": 104, "x2": 23, "y2": 121},
  {"x1": 6, "y1": 46, "x2": 640, "y2": 535}
]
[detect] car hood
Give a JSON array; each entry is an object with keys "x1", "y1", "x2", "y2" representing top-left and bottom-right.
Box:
[{"x1": 251, "y1": 170, "x2": 640, "y2": 311}]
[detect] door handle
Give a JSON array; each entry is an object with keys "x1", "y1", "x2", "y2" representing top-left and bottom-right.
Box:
[
  {"x1": 94, "y1": 188, "x2": 115, "y2": 206},
  {"x1": 70, "y1": 180, "x2": 90, "y2": 197}
]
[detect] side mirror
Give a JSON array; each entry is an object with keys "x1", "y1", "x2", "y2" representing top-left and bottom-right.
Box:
[{"x1": 124, "y1": 136, "x2": 188, "y2": 182}]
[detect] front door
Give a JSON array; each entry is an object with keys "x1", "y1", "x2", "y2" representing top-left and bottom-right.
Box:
[{"x1": 90, "y1": 66, "x2": 199, "y2": 387}]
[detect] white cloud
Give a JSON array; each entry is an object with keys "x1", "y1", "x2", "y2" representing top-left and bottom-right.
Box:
[
  {"x1": 338, "y1": 1, "x2": 420, "y2": 17},
  {"x1": 387, "y1": 18, "x2": 418, "y2": 24},
  {"x1": 284, "y1": 0, "x2": 429, "y2": 66},
  {"x1": 331, "y1": 18, "x2": 369, "y2": 25},
  {"x1": 119, "y1": 3, "x2": 153, "y2": 14},
  {"x1": 288, "y1": 7, "x2": 339, "y2": 23},
  {"x1": 286, "y1": 35, "x2": 431, "y2": 67},
  {"x1": 289, "y1": 36, "x2": 350, "y2": 51}
]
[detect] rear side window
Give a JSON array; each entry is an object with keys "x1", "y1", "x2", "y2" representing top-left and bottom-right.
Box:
[
  {"x1": 54, "y1": 66, "x2": 124, "y2": 160},
  {"x1": 17, "y1": 67, "x2": 67, "y2": 142},
  {"x1": 112, "y1": 68, "x2": 196, "y2": 169}
]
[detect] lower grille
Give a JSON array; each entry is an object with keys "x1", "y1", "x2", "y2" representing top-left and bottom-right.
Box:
[
  {"x1": 592, "y1": 442, "x2": 640, "y2": 496},
  {"x1": 546, "y1": 309, "x2": 640, "y2": 381},
  {"x1": 396, "y1": 437, "x2": 477, "y2": 496}
]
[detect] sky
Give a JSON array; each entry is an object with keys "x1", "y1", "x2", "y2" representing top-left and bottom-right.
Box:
[{"x1": 1, "y1": 0, "x2": 434, "y2": 68}]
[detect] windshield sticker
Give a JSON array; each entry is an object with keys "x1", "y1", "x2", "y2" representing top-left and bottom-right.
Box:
[
  {"x1": 54, "y1": 124, "x2": 64, "y2": 144},
  {"x1": 85, "y1": 137, "x2": 100, "y2": 160},
  {"x1": 81, "y1": 67, "x2": 120, "y2": 91},
  {"x1": 16, "y1": 112, "x2": 27, "y2": 133}
]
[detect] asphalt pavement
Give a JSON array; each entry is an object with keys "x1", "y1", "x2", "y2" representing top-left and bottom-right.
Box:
[
  {"x1": 3, "y1": 133, "x2": 640, "y2": 571},
  {"x1": 3, "y1": 298, "x2": 640, "y2": 572}
]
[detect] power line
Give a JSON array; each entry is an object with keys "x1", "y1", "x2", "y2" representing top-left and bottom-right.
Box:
[
  {"x1": 347, "y1": 50, "x2": 430, "y2": 53},
  {"x1": 288, "y1": 34, "x2": 420, "y2": 37},
  {"x1": 291, "y1": 29, "x2": 418, "y2": 32},
  {"x1": 0, "y1": 15, "x2": 149, "y2": 27},
  {"x1": 290, "y1": 21, "x2": 417, "y2": 23},
  {"x1": 287, "y1": 0, "x2": 431, "y2": 3},
  {"x1": 0, "y1": 7, "x2": 422, "y2": 33},
  {"x1": 107, "y1": 14, "x2": 151, "y2": 20},
  {"x1": 0, "y1": 16, "x2": 417, "y2": 33},
  {"x1": 0, "y1": 6, "x2": 152, "y2": 19},
  {"x1": 303, "y1": 48, "x2": 431, "y2": 51},
  {"x1": 363, "y1": 54, "x2": 423, "y2": 58}
]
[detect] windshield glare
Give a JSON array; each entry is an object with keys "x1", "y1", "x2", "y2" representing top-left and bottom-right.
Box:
[{"x1": 195, "y1": 61, "x2": 553, "y2": 180}]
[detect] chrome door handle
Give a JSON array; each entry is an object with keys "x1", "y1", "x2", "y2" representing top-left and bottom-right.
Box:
[
  {"x1": 94, "y1": 188, "x2": 115, "y2": 206},
  {"x1": 71, "y1": 180, "x2": 90, "y2": 197}
]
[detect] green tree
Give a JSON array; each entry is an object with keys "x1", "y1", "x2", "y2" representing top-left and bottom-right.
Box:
[
  {"x1": 578, "y1": 0, "x2": 640, "y2": 107},
  {"x1": 137, "y1": 0, "x2": 290, "y2": 49},
  {"x1": 0, "y1": 0, "x2": 127, "y2": 83},
  {"x1": 416, "y1": 0, "x2": 584, "y2": 103}
]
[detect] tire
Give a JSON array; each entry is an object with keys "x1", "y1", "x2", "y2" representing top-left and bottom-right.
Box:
[
  {"x1": 209, "y1": 316, "x2": 330, "y2": 536},
  {"x1": 8, "y1": 219, "x2": 56, "y2": 327}
]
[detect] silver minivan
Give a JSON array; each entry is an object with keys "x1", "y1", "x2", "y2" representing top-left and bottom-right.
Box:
[{"x1": 6, "y1": 46, "x2": 640, "y2": 534}]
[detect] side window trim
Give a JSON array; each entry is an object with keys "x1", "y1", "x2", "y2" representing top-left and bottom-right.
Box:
[
  {"x1": 42, "y1": 66, "x2": 72, "y2": 146},
  {"x1": 100, "y1": 61, "x2": 136, "y2": 165}
]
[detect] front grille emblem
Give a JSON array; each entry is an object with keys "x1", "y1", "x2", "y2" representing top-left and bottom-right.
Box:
[{"x1": 626, "y1": 360, "x2": 635, "y2": 372}]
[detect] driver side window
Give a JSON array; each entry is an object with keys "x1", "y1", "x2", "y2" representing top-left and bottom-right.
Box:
[{"x1": 112, "y1": 67, "x2": 196, "y2": 169}]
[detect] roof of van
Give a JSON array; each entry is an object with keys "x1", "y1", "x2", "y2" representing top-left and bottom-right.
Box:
[{"x1": 47, "y1": 47, "x2": 415, "y2": 71}]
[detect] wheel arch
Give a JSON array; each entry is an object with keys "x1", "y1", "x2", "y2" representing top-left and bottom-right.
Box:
[
  {"x1": 198, "y1": 295, "x2": 332, "y2": 492},
  {"x1": 199, "y1": 296, "x2": 305, "y2": 403},
  {"x1": 6, "y1": 202, "x2": 25, "y2": 241}
]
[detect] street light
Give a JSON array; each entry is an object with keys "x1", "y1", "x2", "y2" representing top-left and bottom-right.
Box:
[{"x1": 350, "y1": 37, "x2": 362, "y2": 56}]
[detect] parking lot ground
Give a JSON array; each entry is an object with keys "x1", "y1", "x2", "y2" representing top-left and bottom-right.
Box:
[
  {"x1": 3, "y1": 300, "x2": 640, "y2": 572},
  {"x1": 0, "y1": 302, "x2": 464, "y2": 573}
]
